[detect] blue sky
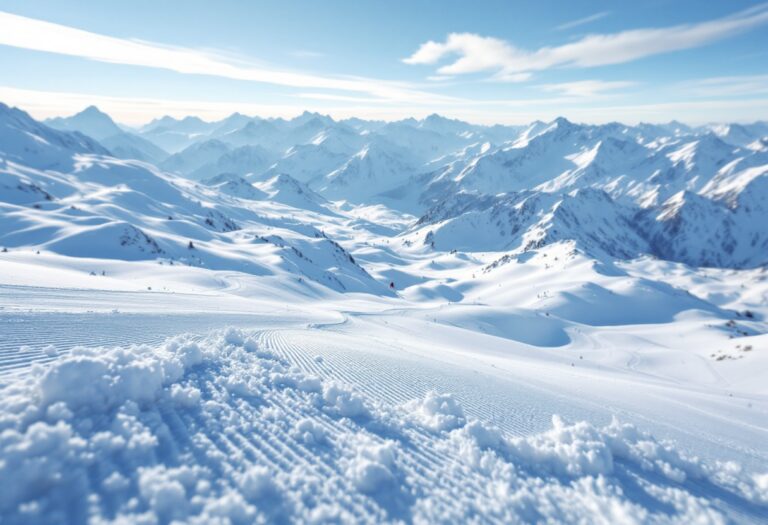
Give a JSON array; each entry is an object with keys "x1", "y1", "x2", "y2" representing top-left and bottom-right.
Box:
[{"x1": 0, "y1": 0, "x2": 767, "y2": 124}]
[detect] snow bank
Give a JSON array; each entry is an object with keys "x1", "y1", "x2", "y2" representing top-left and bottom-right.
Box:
[
  {"x1": 431, "y1": 413, "x2": 768, "y2": 523},
  {"x1": 0, "y1": 328, "x2": 764, "y2": 524}
]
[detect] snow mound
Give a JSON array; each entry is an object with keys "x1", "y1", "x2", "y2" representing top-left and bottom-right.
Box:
[
  {"x1": 402, "y1": 391, "x2": 466, "y2": 431},
  {"x1": 1, "y1": 328, "x2": 764, "y2": 524}
]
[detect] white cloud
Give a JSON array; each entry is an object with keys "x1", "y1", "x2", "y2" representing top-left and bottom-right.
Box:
[
  {"x1": 555, "y1": 11, "x2": 610, "y2": 32},
  {"x1": 403, "y1": 33, "x2": 520, "y2": 75},
  {"x1": 296, "y1": 92, "x2": 388, "y2": 103},
  {"x1": 0, "y1": 11, "x2": 443, "y2": 104},
  {"x1": 539, "y1": 80, "x2": 636, "y2": 97},
  {"x1": 426, "y1": 75, "x2": 454, "y2": 82},
  {"x1": 683, "y1": 74, "x2": 768, "y2": 97},
  {"x1": 491, "y1": 72, "x2": 533, "y2": 83},
  {"x1": 403, "y1": 5, "x2": 768, "y2": 78}
]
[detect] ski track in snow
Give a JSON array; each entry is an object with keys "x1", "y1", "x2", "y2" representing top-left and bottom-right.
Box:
[
  {"x1": 1, "y1": 326, "x2": 766, "y2": 524},
  {"x1": 0, "y1": 312, "x2": 271, "y2": 380}
]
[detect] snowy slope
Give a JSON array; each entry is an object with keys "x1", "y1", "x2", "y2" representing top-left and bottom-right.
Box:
[
  {"x1": 202, "y1": 173, "x2": 267, "y2": 200},
  {"x1": 160, "y1": 139, "x2": 233, "y2": 177},
  {"x1": 320, "y1": 141, "x2": 419, "y2": 201},
  {"x1": 1, "y1": 103, "x2": 768, "y2": 523},
  {"x1": 706, "y1": 122, "x2": 768, "y2": 147},
  {"x1": 411, "y1": 188, "x2": 648, "y2": 257},
  {"x1": 0, "y1": 103, "x2": 109, "y2": 170},
  {"x1": 259, "y1": 143, "x2": 350, "y2": 184},
  {"x1": 255, "y1": 173, "x2": 334, "y2": 215},
  {"x1": 1, "y1": 325, "x2": 765, "y2": 524},
  {"x1": 415, "y1": 180, "x2": 768, "y2": 269},
  {"x1": 189, "y1": 144, "x2": 274, "y2": 181},
  {"x1": 0, "y1": 124, "x2": 387, "y2": 294},
  {"x1": 100, "y1": 132, "x2": 169, "y2": 164},
  {"x1": 0, "y1": 245, "x2": 766, "y2": 523},
  {"x1": 404, "y1": 118, "x2": 768, "y2": 268}
]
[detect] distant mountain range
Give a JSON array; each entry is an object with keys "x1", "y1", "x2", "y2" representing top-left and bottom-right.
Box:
[{"x1": 2, "y1": 101, "x2": 766, "y2": 273}]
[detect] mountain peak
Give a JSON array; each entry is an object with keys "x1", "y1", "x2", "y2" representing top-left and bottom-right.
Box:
[
  {"x1": 552, "y1": 116, "x2": 574, "y2": 127},
  {"x1": 81, "y1": 105, "x2": 106, "y2": 115},
  {"x1": 424, "y1": 113, "x2": 447, "y2": 122},
  {"x1": 0, "y1": 101, "x2": 17, "y2": 116},
  {"x1": 45, "y1": 105, "x2": 122, "y2": 140}
]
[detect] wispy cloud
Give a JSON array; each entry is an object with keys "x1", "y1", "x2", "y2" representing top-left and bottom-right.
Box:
[
  {"x1": 290, "y1": 50, "x2": 325, "y2": 59},
  {"x1": 491, "y1": 72, "x2": 533, "y2": 83},
  {"x1": 555, "y1": 11, "x2": 610, "y2": 32},
  {"x1": 683, "y1": 74, "x2": 768, "y2": 97},
  {"x1": 296, "y1": 92, "x2": 387, "y2": 103},
  {"x1": 0, "y1": 11, "x2": 445, "y2": 104},
  {"x1": 539, "y1": 80, "x2": 636, "y2": 97},
  {"x1": 404, "y1": 4, "x2": 768, "y2": 79},
  {"x1": 426, "y1": 75, "x2": 454, "y2": 82}
]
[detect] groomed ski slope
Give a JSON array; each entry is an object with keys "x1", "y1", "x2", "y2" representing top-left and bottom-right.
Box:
[
  {"x1": 1, "y1": 255, "x2": 767, "y2": 524},
  {"x1": 1, "y1": 326, "x2": 766, "y2": 524}
]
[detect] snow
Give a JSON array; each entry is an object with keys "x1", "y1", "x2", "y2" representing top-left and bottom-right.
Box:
[
  {"x1": 403, "y1": 391, "x2": 466, "y2": 431},
  {"x1": 1, "y1": 102, "x2": 767, "y2": 523},
  {"x1": 45, "y1": 106, "x2": 123, "y2": 141},
  {"x1": 0, "y1": 329, "x2": 764, "y2": 523},
  {"x1": 45, "y1": 106, "x2": 169, "y2": 164}
]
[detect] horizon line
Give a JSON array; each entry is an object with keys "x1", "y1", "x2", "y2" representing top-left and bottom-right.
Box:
[{"x1": 3, "y1": 98, "x2": 767, "y2": 130}]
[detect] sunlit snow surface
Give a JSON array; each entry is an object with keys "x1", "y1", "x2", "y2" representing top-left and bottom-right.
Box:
[
  {"x1": 1, "y1": 325, "x2": 766, "y2": 524},
  {"x1": 1, "y1": 255, "x2": 767, "y2": 523},
  {"x1": 1, "y1": 104, "x2": 768, "y2": 522}
]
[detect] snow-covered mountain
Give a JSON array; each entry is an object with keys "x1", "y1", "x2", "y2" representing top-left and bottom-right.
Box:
[
  {"x1": 46, "y1": 106, "x2": 169, "y2": 163},
  {"x1": 0, "y1": 102, "x2": 109, "y2": 170},
  {"x1": 410, "y1": 188, "x2": 648, "y2": 259},
  {"x1": 99, "y1": 132, "x2": 169, "y2": 164},
  {"x1": 138, "y1": 115, "x2": 214, "y2": 152},
  {"x1": 705, "y1": 122, "x2": 768, "y2": 147},
  {"x1": 413, "y1": 154, "x2": 768, "y2": 268},
  {"x1": 45, "y1": 105, "x2": 123, "y2": 140},
  {"x1": 160, "y1": 139, "x2": 233, "y2": 176},
  {"x1": 259, "y1": 143, "x2": 350, "y2": 184},
  {"x1": 255, "y1": 173, "x2": 333, "y2": 214},
  {"x1": 3, "y1": 101, "x2": 768, "y2": 272},
  {"x1": 190, "y1": 144, "x2": 275, "y2": 181},
  {"x1": 320, "y1": 141, "x2": 419, "y2": 201},
  {"x1": 0, "y1": 104, "x2": 389, "y2": 294},
  {"x1": 398, "y1": 116, "x2": 767, "y2": 268},
  {"x1": 201, "y1": 173, "x2": 267, "y2": 200}
]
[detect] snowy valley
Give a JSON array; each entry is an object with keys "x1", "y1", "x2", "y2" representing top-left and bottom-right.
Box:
[{"x1": 1, "y1": 101, "x2": 767, "y2": 524}]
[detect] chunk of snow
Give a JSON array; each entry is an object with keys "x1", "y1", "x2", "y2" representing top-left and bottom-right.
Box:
[
  {"x1": 322, "y1": 381, "x2": 370, "y2": 419},
  {"x1": 403, "y1": 391, "x2": 466, "y2": 431}
]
